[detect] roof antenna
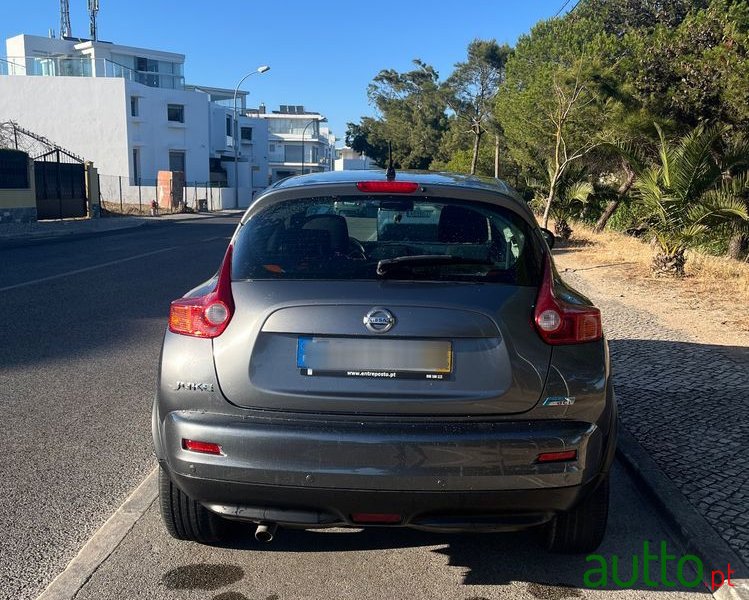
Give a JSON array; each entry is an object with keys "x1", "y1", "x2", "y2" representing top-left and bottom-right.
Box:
[{"x1": 385, "y1": 142, "x2": 396, "y2": 180}]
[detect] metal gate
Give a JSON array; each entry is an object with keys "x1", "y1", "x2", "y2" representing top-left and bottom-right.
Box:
[
  {"x1": 34, "y1": 148, "x2": 87, "y2": 220},
  {"x1": 0, "y1": 122, "x2": 89, "y2": 220}
]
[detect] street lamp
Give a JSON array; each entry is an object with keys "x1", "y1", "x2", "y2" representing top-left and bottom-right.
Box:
[
  {"x1": 233, "y1": 65, "x2": 270, "y2": 209},
  {"x1": 300, "y1": 118, "x2": 320, "y2": 176}
]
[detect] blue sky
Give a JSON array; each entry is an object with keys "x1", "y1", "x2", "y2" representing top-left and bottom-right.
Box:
[{"x1": 2, "y1": 1, "x2": 571, "y2": 145}]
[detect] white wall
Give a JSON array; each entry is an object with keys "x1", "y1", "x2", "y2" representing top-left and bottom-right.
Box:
[
  {"x1": 5, "y1": 34, "x2": 76, "y2": 62},
  {"x1": 0, "y1": 76, "x2": 130, "y2": 175},
  {"x1": 0, "y1": 75, "x2": 213, "y2": 181}
]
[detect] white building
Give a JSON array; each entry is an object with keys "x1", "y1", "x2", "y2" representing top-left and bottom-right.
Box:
[
  {"x1": 249, "y1": 104, "x2": 335, "y2": 183},
  {"x1": 0, "y1": 33, "x2": 273, "y2": 206},
  {"x1": 334, "y1": 146, "x2": 375, "y2": 171}
]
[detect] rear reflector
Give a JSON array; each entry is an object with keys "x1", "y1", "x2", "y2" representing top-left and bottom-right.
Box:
[
  {"x1": 351, "y1": 513, "x2": 402, "y2": 524},
  {"x1": 182, "y1": 439, "x2": 223, "y2": 455},
  {"x1": 537, "y1": 450, "x2": 577, "y2": 463},
  {"x1": 356, "y1": 181, "x2": 419, "y2": 193}
]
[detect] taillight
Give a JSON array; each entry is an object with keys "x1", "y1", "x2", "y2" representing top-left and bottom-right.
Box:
[
  {"x1": 356, "y1": 181, "x2": 419, "y2": 193},
  {"x1": 534, "y1": 253, "x2": 602, "y2": 345},
  {"x1": 169, "y1": 245, "x2": 235, "y2": 338}
]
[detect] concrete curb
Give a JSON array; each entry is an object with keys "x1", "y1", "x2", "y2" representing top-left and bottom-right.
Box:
[
  {"x1": 616, "y1": 427, "x2": 748, "y2": 599},
  {"x1": 35, "y1": 467, "x2": 158, "y2": 600}
]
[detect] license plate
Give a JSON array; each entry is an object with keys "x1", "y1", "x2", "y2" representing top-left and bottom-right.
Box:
[{"x1": 297, "y1": 337, "x2": 452, "y2": 380}]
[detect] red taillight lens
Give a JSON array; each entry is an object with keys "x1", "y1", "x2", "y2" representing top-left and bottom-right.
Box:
[
  {"x1": 182, "y1": 439, "x2": 223, "y2": 455},
  {"x1": 534, "y1": 253, "x2": 602, "y2": 345},
  {"x1": 169, "y1": 245, "x2": 235, "y2": 338},
  {"x1": 537, "y1": 449, "x2": 577, "y2": 463},
  {"x1": 356, "y1": 181, "x2": 419, "y2": 193}
]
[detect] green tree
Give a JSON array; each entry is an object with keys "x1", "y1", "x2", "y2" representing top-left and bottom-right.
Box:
[
  {"x1": 346, "y1": 60, "x2": 448, "y2": 170},
  {"x1": 574, "y1": 0, "x2": 709, "y2": 36},
  {"x1": 442, "y1": 40, "x2": 511, "y2": 175},
  {"x1": 623, "y1": 0, "x2": 749, "y2": 130},
  {"x1": 635, "y1": 124, "x2": 749, "y2": 275},
  {"x1": 497, "y1": 14, "x2": 619, "y2": 228}
]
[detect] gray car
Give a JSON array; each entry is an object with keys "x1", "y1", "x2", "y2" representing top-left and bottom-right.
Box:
[{"x1": 153, "y1": 170, "x2": 617, "y2": 553}]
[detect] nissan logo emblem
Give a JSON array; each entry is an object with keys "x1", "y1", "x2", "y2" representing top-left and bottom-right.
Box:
[{"x1": 363, "y1": 308, "x2": 395, "y2": 333}]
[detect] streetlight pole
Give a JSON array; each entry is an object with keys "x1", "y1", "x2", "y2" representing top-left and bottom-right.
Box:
[
  {"x1": 233, "y1": 65, "x2": 269, "y2": 209},
  {"x1": 300, "y1": 119, "x2": 318, "y2": 176}
]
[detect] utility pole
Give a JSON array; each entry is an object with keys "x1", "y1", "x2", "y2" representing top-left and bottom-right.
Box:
[
  {"x1": 60, "y1": 0, "x2": 71, "y2": 38},
  {"x1": 88, "y1": 0, "x2": 99, "y2": 41}
]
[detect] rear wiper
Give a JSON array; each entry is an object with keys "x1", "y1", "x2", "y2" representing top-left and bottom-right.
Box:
[{"x1": 376, "y1": 255, "x2": 494, "y2": 276}]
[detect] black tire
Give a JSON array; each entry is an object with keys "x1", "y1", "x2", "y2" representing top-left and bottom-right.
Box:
[
  {"x1": 159, "y1": 466, "x2": 229, "y2": 544},
  {"x1": 546, "y1": 474, "x2": 609, "y2": 554}
]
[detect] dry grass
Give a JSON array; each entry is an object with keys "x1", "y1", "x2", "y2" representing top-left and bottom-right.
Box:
[{"x1": 552, "y1": 220, "x2": 749, "y2": 335}]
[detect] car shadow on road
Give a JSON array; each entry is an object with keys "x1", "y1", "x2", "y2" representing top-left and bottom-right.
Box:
[{"x1": 198, "y1": 465, "x2": 722, "y2": 594}]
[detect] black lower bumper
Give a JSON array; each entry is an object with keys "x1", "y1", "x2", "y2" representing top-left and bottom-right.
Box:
[{"x1": 163, "y1": 464, "x2": 602, "y2": 532}]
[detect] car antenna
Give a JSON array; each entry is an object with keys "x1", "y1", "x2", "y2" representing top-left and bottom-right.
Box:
[{"x1": 386, "y1": 142, "x2": 396, "y2": 180}]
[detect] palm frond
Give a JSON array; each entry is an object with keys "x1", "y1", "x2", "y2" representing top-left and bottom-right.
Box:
[{"x1": 670, "y1": 125, "x2": 723, "y2": 202}]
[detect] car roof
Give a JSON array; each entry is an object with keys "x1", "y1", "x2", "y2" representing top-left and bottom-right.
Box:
[{"x1": 268, "y1": 169, "x2": 521, "y2": 199}]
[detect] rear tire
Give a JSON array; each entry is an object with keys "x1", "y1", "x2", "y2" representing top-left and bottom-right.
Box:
[
  {"x1": 159, "y1": 466, "x2": 229, "y2": 544},
  {"x1": 546, "y1": 474, "x2": 609, "y2": 554}
]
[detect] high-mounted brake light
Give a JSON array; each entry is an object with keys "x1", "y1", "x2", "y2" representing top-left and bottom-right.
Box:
[
  {"x1": 534, "y1": 253, "x2": 602, "y2": 345},
  {"x1": 356, "y1": 181, "x2": 419, "y2": 193},
  {"x1": 169, "y1": 245, "x2": 235, "y2": 338}
]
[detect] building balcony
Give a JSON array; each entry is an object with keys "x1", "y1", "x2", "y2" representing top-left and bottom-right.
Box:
[{"x1": 0, "y1": 56, "x2": 184, "y2": 89}]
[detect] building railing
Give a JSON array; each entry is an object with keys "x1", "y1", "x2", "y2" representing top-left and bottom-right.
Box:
[{"x1": 0, "y1": 56, "x2": 184, "y2": 89}]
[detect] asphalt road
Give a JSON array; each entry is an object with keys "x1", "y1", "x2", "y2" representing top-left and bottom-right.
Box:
[
  {"x1": 0, "y1": 219, "x2": 713, "y2": 600},
  {"x1": 0, "y1": 218, "x2": 239, "y2": 600}
]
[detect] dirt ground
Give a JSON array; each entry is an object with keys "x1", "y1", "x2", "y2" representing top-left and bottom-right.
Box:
[{"x1": 551, "y1": 224, "x2": 749, "y2": 347}]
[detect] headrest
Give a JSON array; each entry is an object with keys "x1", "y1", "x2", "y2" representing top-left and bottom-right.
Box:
[
  {"x1": 279, "y1": 228, "x2": 332, "y2": 258},
  {"x1": 302, "y1": 215, "x2": 350, "y2": 251},
  {"x1": 438, "y1": 206, "x2": 488, "y2": 243}
]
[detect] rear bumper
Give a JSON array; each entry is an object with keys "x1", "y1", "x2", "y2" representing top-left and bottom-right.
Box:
[
  {"x1": 163, "y1": 466, "x2": 600, "y2": 531},
  {"x1": 156, "y1": 411, "x2": 614, "y2": 529}
]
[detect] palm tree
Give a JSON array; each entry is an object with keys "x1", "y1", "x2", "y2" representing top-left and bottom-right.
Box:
[{"x1": 634, "y1": 125, "x2": 749, "y2": 276}]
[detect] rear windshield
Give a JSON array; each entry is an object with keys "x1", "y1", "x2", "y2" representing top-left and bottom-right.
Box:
[{"x1": 232, "y1": 196, "x2": 541, "y2": 285}]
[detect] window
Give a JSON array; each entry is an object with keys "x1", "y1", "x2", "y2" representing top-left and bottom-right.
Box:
[
  {"x1": 169, "y1": 150, "x2": 186, "y2": 175},
  {"x1": 269, "y1": 144, "x2": 276, "y2": 153},
  {"x1": 130, "y1": 96, "x2": 139, "y2": 117},
  {"x1": 167, "y1": 104, "x2": 184, "y2": 123},
  {"x1": 240, "y1": 127, "x2": 252, "y2": 141},
  {"x1": 132, "y1": 148, "x2": 140, "y2": 184},
  {"x1": 226, "y1": 115, "x2": 232, "y2": 137},
  {"x1": 284, "y1": 144, "x2": 303, "y2": 163},
  {"x1": 231, "y1": 197, "x2": 541, "y2": 285},
  {"x1": 268, "y1": 118, "x2": 319, "y2": 136},
  {"x1": 136, "y1": 57, "x2": 160, "y2": 87}
]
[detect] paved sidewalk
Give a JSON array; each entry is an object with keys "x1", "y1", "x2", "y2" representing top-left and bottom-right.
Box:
[
  {"x1": 0, "y1": 210, "x2": 243, "y2": 246},
  {"x1": 557, "y1": 261, "x2": 749, "y2": 568}
]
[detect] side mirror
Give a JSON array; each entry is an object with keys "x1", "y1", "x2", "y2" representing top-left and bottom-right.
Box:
[{"x1": 540, "y1": 228, "x2": 556, "y2": 249}]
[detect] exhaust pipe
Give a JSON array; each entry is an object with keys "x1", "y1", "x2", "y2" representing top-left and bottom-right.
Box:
[{"x1": 255, "y1": 522, "x2": 277, "y2": 543}]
